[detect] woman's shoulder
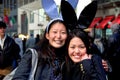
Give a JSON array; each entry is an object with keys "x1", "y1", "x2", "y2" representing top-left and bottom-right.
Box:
[
  {"x1": 22, "y1": 48, "x2": 34, "y2": 60},
  {"x1": 92, "y1": 54, "x2": 102, "y2": 60}
]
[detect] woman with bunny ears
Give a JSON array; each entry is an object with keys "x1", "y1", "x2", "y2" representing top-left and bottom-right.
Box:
[
  {"x1": 12, "y1": 18, "x2": 69, "y2": 80},
  {"x1": 12, "y1": 0, "x2": 79, "y2": 79}
]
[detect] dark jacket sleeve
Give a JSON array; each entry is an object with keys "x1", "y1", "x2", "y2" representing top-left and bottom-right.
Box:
[
  {"x1": 91, "y1": 54, "x2": 107, "y2": 80},
  {"x1": 12, "y1": 50, "x2": 32, "y2": 80},
  {"x1": 64, "y1": 58, "x2": 106, "y2": 80},
  {"x1": 70, "y1": 57, "x2": 107, "y2": 80},
  {"x1": 77, "y1": 59, "x2": 101, "y2": 80},
  {"x1": 69, "y1": 60, "x2": 95, "y2": 80}
]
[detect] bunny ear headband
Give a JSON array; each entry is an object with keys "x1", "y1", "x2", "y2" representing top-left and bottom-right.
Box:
[
  {"x1": 41, "y1": 0, "x2": 79, "y2": 32},
  {"x1": 41, "y1": 0, "x2": 79, "y2": 20},
  {"x1": 61, "y1": 0, "x2": 98, "y2": 31}
]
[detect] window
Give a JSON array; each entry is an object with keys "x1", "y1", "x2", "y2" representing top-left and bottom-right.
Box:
[
  {"x1": 30, "y1": 11, "x2": 34, "y2": 23},
  {"x1": 106, "y1": 29, "x2": 112, "y2": 39},
  {"x1": 38, "y1": 9, "x2": 46, "y2": 22}
]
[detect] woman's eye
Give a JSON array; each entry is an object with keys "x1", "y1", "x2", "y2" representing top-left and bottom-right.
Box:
[
  {"x1": 53, "y1": 31, "x2": 57, "y2": 33},
  {"x1": 70, "y1": 46, "x2": 75, "y2": 49},
  {"x1": 61, "y1": 32, "x2": 67, "y2": 34},
  {"x1": 79, "y1": 46, "x2": 85, "y2": 49}
]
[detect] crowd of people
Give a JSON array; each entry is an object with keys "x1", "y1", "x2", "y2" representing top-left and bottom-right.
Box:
[{"x1": 0, "y1": 0, "x2": 120, "y2": 80}]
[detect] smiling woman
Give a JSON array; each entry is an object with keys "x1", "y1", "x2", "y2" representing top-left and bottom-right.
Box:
[
  {"x1": 12, "y1": 18, "x2": 69, "y2": 80},
  {"x1": 62, "y1": 29, "x2": 107, "y2": 80},
  {"x1": 60, "y1": 0, "x2": 107, "y2": 79}
]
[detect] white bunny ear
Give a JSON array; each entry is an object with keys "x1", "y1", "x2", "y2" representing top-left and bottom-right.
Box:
[{"x1": 41, "y1": 0, "x2": 61, "y2": 19}]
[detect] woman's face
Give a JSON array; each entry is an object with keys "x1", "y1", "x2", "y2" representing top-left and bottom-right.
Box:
[
  {"x1": 46, "y1": 22, "x2": 67, "y2": 48},
  {"x1": 68, "y1": 37, "x2": 87, "y2": 63}
]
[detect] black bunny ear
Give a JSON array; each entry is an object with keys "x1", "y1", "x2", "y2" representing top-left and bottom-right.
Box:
[
  {"x1": 78, "y1": 1, "x2": 98, "y2": 29},
  {"x1": 61, "y1": 0, "x2": 77, "y2": 30}
]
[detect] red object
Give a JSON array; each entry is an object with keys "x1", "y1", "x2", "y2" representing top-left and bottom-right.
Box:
[
  {"x1": 89, "y1": 17, "x2": 103, "y2": 28},
  {"x1": 96, "y1": 15, "x2": 115, "y2": 29},
  {"x1": 108, "y1": 14, "x2": 120, "y2": 28},
  {"x1": 3, "y1": 15, "x2": 9, "y2": 24}
]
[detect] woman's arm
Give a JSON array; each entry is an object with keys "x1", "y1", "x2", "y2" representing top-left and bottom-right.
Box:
[
  {"x1": 91, "y1": 54, "x2": 107, "y2": 80},
  {"x1": 12, "y1": 50, "x2": 32, "y2": 80}
]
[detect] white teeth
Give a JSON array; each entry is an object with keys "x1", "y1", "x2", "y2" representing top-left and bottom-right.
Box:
[
  {"x1": 55, "y1": 41, "x2": 61, "y2": 44},
  {"x1": 74, "y1": 56, "x2": 80, "y2": 58}
]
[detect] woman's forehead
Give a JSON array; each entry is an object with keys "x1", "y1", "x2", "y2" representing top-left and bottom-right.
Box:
[{"x1": 50, "y1": 23, "x2": 66, "y2": 31}]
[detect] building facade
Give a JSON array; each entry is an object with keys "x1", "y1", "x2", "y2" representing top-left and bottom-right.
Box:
[
  {"x1": 17, "y1": 0, "x2": 48, "y2": 38},
  {"x1": 0, "y1": 0, "x2": 120, "y2": 39},
  {"x1": 91, "y1": 0, "x2": 120, "y2": 39}
]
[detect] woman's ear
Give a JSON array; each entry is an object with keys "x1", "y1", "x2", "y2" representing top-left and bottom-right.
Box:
[{"x1": 45, "y1": 33, "x2": 49, "y2": 40}]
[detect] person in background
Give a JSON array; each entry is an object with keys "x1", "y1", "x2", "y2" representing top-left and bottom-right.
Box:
[
  {"x1": 13, "y1": 33, "x2": 23, "y2": 58},
  {"x1": 0, "y1": 21, "x2": 20, "y2": 79},
  {"x1": 12, "y1": 18, "x2": 68, "y2": 80},
  {"x1": 84, "y1": 28, "x2": 101, "y2": 57},
  {"x1": 106, "y1": 23, "x2": 120, "y2": 80},
  {"x1": 62, "y1": 29, "x2": 107, "y2": 80},
  {"x1": 94, "y1": 35, "x2": 105, "y2": 57},
  {"x1": 35, "y1": 34, "x2": 40, "y2": 45},
  {"x1": 85, "y1": 28, "x2": 110, "y2": 73},
  {"x1": 25, "y1": 33, "x2": 35, "y2": 49}
]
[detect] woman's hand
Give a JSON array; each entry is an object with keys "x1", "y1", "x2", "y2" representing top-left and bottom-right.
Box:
[
  {"x1": 102, "y1": 59, "x2": 109, "y2": 72},
  {"x1": 80, "y1": 54, "x2": 92, "y2": 61}
]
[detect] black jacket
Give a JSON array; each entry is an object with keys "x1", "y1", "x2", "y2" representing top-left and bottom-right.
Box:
[
  {"x1": 62, "y1": 54, "x2": 107, "y2": 80},
  {"x1": 0, "y1": 35, "x2": 20, "y2": 69}
]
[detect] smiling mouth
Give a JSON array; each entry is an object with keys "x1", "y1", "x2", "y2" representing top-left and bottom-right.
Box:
[
  {"x1": 55, "y1": 40, "x2": 62, "y2": 44},
  {"x1": 74, "y1": 55, "x2": 81, "y2": 59}
]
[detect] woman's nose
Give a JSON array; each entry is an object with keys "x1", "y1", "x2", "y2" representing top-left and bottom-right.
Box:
[
  {"x1": 75, "y1": 48, "x2": 80, "y2": 53},
  {"x1": 56, "y1": 32, "x2": 61, "y2": 38}
]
